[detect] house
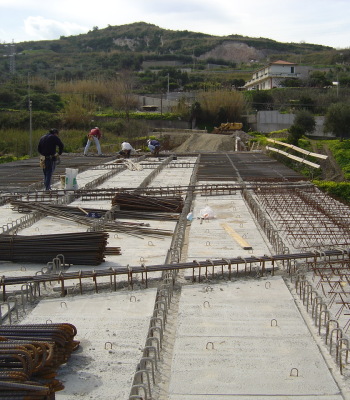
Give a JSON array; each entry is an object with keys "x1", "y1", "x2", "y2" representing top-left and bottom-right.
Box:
[{"x1": 244, "y1": 60, "x2": 300, "y2": 90}]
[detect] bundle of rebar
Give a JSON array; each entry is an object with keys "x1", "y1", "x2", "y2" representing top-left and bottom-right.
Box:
[
  {"x1": 10, "y1": 200, "x2": 173, "y2": 238},
  {"x1": 0, "y1": 232, "x2": 109, "y2": 265},
  {"x1": 0, "y1": 322, "x2": 79, "y2": 398},
  {"x1": 13, "y1": 202, "x2": 180, "y2": 221},
  {"x1": 111, "y1": 192, "x2": 184, "y2": 213}
]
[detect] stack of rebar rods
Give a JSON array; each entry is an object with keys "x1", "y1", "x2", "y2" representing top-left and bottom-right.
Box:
[
  {"x1": 0, "y1": 232, "x2": 109, "y2": 265},
  {"x1": 9, "y1": 200, "x2": 173, "y2": 238},
  {"x1": 111, "y1": 192, "x2": 184, "y2": 213},
  {"x1": 0, "y1": 322, "x2": 79, "y2": 398},
  {"x1": 12, "y1": 202, "x2": 180, "y2": 221}
]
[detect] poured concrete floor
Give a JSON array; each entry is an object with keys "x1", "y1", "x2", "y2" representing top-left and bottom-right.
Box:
[{"x1": 0, "y1": 153, "x2": 349, "y2": 399}]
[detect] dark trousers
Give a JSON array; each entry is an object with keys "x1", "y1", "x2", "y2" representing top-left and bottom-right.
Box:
[
  {"x1": 43, "y1": 158, "x2": 57, "y2": 190},
  {"x1": 119, "y1": 150, "x2": 131, "y2": 158}
]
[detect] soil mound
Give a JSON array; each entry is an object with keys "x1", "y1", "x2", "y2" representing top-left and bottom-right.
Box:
[{"x1": 173, "y1": 133, "x2": 238, "y2": 152}]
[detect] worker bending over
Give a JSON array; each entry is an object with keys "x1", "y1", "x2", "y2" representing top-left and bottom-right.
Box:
[
  {"x1": 147, "y1": 139, "x2": 161, "y2": 156},
  {"x1": 84, "y1": 127, "x2": 103, "y2": 156},
  {"x1": 119, "y1": 142, "x2": 135, "y2": 158}
]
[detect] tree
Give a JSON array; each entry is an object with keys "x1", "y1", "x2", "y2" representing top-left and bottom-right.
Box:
[
  {"x1": 306, "y1": 71, "x2": 332, "y2": 88},
  {"x1": 113, "y1": 70, "x2": 139, "y2": 134},
  {"x1": 297, "y1": 96, "x2": 315, "y2": 112},
  {"x1": 231, "y1": 79, "x2": 245, "y2": 89},
  {"x1": 294, "y1": 110, "x2": 316, "y2": 134},
  {"x1": 287, "y1": 125, "x2": 304, "y2": 146},
  {"x1": 287, "y1": 110, "x2": 315, "y2": 145},
  {"x1": 250, "y1": 91, "x2": 274, "y2": 111},
  {"x1": 280, "y1": 78, "x2": 303, "y2": 88},
  {"x1": 190, "y1": 101, "x2": 202, "y2": 129},
  {"x1": 324, "y1": 102, "x2": 350, "y2": 140},
  {"x1": 197, "y1": 90, "x2": 246, "y2": 128}
]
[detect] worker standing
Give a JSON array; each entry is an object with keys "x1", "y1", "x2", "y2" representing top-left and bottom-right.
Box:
[
  {"x1": 37, "y1": 128, "x2": 64, "y2": 191},
  {"x1": 84, "y1": 127, "x2": 103, "y2": 156},
  {"x1": 119, "y1": 142, "x2": 135, "y2": 159},
  {"x1": 147, "y1": 139, "x2": 161, "y2": 156}
]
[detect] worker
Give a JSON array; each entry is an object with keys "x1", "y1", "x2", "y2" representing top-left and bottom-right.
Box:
[
  {"x1": 119, "y1": 142, "x2": 135, "y2": 159},
  {"x1": 84, "y1": 127, "x2": 103, "y2": 156},
  {"x1": 147, "y1": 139, "x2": 161, "y2": 156},
  {"x1": 37, "y1": 128, "x2": 64, "y2": 190}
]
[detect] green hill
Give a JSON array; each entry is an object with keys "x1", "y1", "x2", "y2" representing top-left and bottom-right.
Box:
[{"x1": 0, "y1": 21, "x2": 345, "y2": 82}]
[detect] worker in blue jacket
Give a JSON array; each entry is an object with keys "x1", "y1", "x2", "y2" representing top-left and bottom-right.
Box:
[{"x1": 147, "y1": 139, "x2": 161, "y2": 156}]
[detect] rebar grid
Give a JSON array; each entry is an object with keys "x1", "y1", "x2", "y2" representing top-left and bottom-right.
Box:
[
  {"x1": 1, "y1": 181, "x2": 313, "y2": 204},
  {"x1": 294, "y1": 273, "x2": 350, "y2": 376},
  {"x1": 254, "y1": 186, "x2": 350, "y2": 249},
  {"x1": 300, "y1": 256, "x2": 350, "y2": 333}
]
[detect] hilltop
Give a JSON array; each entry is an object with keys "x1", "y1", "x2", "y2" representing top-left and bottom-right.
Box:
[{"x1": 0, "y1": 21, "x2": 346, "y2": 83}]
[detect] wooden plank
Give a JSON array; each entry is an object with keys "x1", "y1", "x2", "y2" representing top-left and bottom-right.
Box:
[
  {"x1": 221, "y1": 223, "x2": 252, "y2": 250},
  {"x1": 267, "y1": 138, "x2": 328, "y2": 159},
  {"x1": 266, "y1": 146, "x2": 321, "y2": 168}
]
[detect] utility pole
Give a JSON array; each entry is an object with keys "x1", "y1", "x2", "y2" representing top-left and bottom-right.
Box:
[
  {"x1": 29, "y1": 100, "x2": 33, "y2": 157},
  {"x1": 337, "y1": 73, "x2": 339, "y2": 97},
  {"x1": 28, "y1": 73, "x2": 33, "y2": 157},
  {"x1": 9, "y1": 40, "x2": 16, "y2": 74}
]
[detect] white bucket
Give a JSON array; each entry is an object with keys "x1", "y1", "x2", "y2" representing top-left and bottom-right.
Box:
[{"x1": 65, "y1": 168, "x2": 79, "y2": 190}]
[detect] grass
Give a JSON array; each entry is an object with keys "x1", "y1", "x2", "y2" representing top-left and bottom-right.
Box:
[{"x1": 0, "y1": 128, "x2": 161, "y2": 158}]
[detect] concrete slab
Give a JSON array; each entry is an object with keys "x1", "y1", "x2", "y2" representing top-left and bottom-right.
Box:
[
  {"x1": 184, "y1": 192, "x2": 272, "y2": 279},
  {"x1": 168, "y1": 279, "x2": 342, "y2": 399},
  {"x1": 20, "y1": 289, "x2": 157, "y2": 399},
  {"x1": 1, "y1": 154, "x2": 349, "y2": 400}
]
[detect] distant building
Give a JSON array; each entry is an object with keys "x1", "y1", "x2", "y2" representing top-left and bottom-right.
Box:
[{"x1": 245, "y1": 60, "x2": 308, "y2": 90}]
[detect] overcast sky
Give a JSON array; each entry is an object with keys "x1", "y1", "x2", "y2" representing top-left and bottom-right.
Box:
[{"x1": 0, "y1": 0, "x2": 349, "y2": 49}]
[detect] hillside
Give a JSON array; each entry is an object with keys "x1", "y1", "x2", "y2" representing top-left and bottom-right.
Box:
[{"x1": 0, "y1": 21, "x2": 343, "y2": 83}]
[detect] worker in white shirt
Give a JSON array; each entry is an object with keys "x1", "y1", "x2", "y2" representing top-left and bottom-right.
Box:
[{"x1": 119, "y1": 142, "x2": 135, "y2": 158}]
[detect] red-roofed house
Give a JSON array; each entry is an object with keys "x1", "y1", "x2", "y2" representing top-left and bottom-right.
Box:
[{"x1": 244, "y1": 60, "x2": 300, "y2": 90}]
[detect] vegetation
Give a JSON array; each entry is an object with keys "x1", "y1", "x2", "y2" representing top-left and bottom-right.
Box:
[
  {"x1": 322, "y1": 139, "x2": 350, "y2": 180},
  {"x1": 1, "y1": 22, "x2": 350, "y2": 202},
  {"x1": 312, "y1": 181, "x2": 350, "y2": 204},
  {"x1": 287, "y1": 110, "x2": 315, "y2": 145},
  {"x1": 196, "y1": 90, "x2": 246, "y2": 127},
  {"x1": 324, "y1": 103, "x2": 350, "y2": 140}
]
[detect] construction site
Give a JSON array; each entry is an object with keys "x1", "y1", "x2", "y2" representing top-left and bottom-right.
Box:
[{"x1": 0, "y1": 134, "x2": 350, "y2": 400}]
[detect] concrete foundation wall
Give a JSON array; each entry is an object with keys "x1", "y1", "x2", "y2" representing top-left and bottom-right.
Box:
[
  {"x1": 249, "y1": 111, "x2": 335, "y2": 138},
  {"x1": 144, "y1": 119, "x2": 191, "y2": 130}
]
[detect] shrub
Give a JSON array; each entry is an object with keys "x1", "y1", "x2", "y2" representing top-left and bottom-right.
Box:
[{"x1": 313, "y1": 180, "x2": 350, "y2": 204}]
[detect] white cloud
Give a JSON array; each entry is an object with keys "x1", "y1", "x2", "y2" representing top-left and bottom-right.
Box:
[
  {"x1": 24, "y1": 16, "x2": 87, "y2": 40},
  {"x1": 0, "y1": 0, "x2": 349, "y2": 48}
]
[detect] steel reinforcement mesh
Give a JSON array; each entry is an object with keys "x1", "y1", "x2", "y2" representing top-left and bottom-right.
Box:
[{"x1": 254, "y1": 186, "x2": 350, "y2": 250}]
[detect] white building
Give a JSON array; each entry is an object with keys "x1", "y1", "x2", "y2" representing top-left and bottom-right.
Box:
[{"x1": 245, "y1": 60, "x2": 300, "y2": 90}]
